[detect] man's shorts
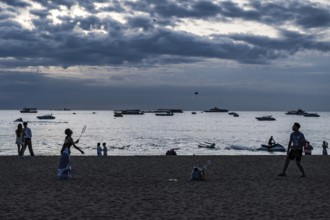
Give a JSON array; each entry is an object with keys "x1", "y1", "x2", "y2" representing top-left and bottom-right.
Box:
[{"x1": 288, "y1": 149, "x2": 303, "y2": 161}]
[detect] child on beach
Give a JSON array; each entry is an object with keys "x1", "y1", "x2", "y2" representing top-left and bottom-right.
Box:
[
  {"x1": 278, "y1": 122, "x2": 306, "y2": 177},
  {"x1": 57, "y1": 129, "x2": 84, "y2": 180},
  {"x1": 322, "y1": 141, "x2": 328, "y2": 155},
  {"x1": 97, "y1": 143, "x2": 102, "y2": 156},
  {"x1": 102, "y1": 143, "x2": 108, "y2": 156},
  {"x1": 304, "y1": 141, "x2": 313, "y2": 155}
]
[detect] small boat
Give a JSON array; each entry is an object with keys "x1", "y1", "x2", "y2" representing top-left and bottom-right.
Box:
[
  {"x1": 256, "y1": 115, "x2": 276, "y2": 121},
  {"x1": 198, "y1": 142, "x2": 215, "y2": 149},
  {"x1": 303, "y1": 113, "x2": 320, "y2": 117},
  {"x1": 256, "y1": 144, "x2": 286, "y2": 152},
  {"x1": 229, "y1": 112, "x2": 239, "y2": 117},
  {"x1": 204, "y1": 107, "x2": 228, "y2": 112},
  {"x1": 285, "y1": 109, "x2": 306, "y2": 115},
  {"x1": 37, "y1": 114, "x2": 55, "y2": 120},
  {"x1": 14, "y1": 118, "x2": 23, "y2": 122},
  {"x1": 20, "y1": 108, "x2": 38, "y2": 113},
  {"x1": 155, "y1": 112, "x2": 174, "y2": 116},
  {"x1": 192, "y1": 112, "x2": 196, "y2": 115},
  {"x1": 114, "y1": 112, "x2": 123, "y2": 117}
]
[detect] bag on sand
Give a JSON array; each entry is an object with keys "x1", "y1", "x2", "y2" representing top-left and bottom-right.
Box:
[
  {"x1": 191, "y1": 167, "x2": 206, "y2": 181},
  {"x1": 190, "y1": 160, "x2": 211, "y2": 181}
]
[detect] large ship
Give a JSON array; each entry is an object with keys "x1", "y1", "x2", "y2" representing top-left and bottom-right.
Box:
[{"x1": 20, "y1": 108, "x2": 38, "y2": 113}]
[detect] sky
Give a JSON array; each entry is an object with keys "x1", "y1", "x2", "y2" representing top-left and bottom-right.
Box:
[{"x1": 0, "y1": 0, "x2": 329, "y2": 111}]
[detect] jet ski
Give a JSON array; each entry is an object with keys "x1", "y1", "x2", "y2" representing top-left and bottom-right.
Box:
[{"x1": 256, "y1": 144, "x2": 286, "y2": 152}]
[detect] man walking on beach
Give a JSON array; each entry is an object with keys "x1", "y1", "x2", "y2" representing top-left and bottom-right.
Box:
[
  {"x1": 278, "y1": 122, "x2": 306, "y2": 177},
  {"x1": 20, "y1": 122, "x2": 35, "y2": 157}
]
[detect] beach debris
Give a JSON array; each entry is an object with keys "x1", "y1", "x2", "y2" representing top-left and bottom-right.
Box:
[{"x1": 191, "y1": 160, "x2": 211, "y2": 181}]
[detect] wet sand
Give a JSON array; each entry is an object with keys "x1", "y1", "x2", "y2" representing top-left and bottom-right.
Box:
[{"x1": 0, "y1": 155, "x2": 330, "y2": 219}]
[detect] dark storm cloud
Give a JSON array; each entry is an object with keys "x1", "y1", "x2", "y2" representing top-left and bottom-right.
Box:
[
  {"x1": 0, "y1": 0, "x2": 329, "y2": 68},
  {"x1": 1, "y1": 0, "x2": 31, "y2": 8}
]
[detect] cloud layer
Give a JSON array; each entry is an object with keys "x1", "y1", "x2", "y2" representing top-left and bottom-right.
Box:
[
  {"x1": 0, "y1": 0, "x2": 329, "y2": 110},
  {"x1": 0, "y1": 0, "x2": 329, "y2": 68}
]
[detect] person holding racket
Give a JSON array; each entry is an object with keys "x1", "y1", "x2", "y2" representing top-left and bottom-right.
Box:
[{"x1": 57, "y1": 128, "x2": 84, "y2": 180}]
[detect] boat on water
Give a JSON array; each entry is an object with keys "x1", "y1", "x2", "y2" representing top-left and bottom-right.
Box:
[
  {"x1": 303, "y1": 113, "x2": 320, "y2": 117},
  {"x1": 155, "y1": 112, "x2": 174, "y2": 116},
  {"x1": 118, "y1": 109, "x2": 144, "y2": 115},
  {"x1": 229, "y1": 112, "x2": 239, "y2": 117},
  {"x1": 37, "y1": 114, "x2": 55, "y2": 120},
  {"x1": 256, "y1": 144, "x2": 286, "y2": 152},
  {"x1": 192, "y1": 112, "x2": 196, "y2": 115},
  {"x1": 198, "y1": 142, "x2": 215, "y2": 149},
  {"x1": 20, "y1": 108, "x2": 38, "y2": 113},
  {"x1": 114, "y1": 112, "x2": 123, "y2": 117},
  {"x1": 285, "y1": 109, "x2": 306, "y2": 115},
  {"x1": 256, "y1": 115, "x2": 276, "y2": 121},
  {"x1": 157, "y1": 109, "x2": 183, "y2": 113},
  {"x1": 14, "y1": 118, "x2": 23, "y2": 122},
  {"x1": 204, "y1": 107, "x2": 228, "y2": 112}
]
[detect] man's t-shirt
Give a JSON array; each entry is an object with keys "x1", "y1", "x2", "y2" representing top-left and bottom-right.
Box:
[{"x1": 290, "y1": 131, "x2": 305, "y2": 150}]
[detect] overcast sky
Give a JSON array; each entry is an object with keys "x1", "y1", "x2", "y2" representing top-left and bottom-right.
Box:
[{"x1": 0, "y1": 0, "x2": 329, "y2": 111}]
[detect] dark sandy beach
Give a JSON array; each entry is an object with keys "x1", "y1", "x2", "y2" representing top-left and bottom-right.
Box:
[{"x1": 0, "y1": 156, "x2": 330, "y2": 219}]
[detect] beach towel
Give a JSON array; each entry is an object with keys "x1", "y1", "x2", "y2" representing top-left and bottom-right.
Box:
[{"x1": 57, "y1": 148, "x2": 72, "y2": 180}]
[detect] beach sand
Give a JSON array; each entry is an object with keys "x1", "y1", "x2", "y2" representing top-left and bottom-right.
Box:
[{"x1": 0, "y1": 155, "x2": 330, "y2": 219}]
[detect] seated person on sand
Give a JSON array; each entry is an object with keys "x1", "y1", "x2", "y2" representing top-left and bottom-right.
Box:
[
  {"x1": 268, "y1": 136, "x2": 276, "y2": 146},
  {"x1": 166, "y1": 149, "x2": 177, "y2": 156}
]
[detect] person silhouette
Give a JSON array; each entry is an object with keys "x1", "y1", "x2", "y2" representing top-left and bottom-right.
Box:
[
  {"x1": 268, "y1": 136, "x2": 275, "y2": 146},
  {"x1": 15, "y1": 123, "x2": 24, "y2": 158},
  {"x1": 102, "y1": 143, "x2": 108, "y2": 156},
  {"x1": 20, "y1": 122, "x2": 34, "y2": 157},
  {"x1": 278, "y1": 123, "x2": 306, "y2": 177},
  {"x1": 57, "y1": 128, "x2": 84, "y2": 180},
  {"x1": 97, "y1": 143, "x2": 102, "y2": 156},
  {"x1": 322, "y1": 141, "x2": 328, "y2": 155},
  {"x1": 304, "y1": 141, "x2": 313, "y2": 155}
]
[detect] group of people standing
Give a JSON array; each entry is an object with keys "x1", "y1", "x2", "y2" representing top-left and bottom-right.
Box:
[
  {"x1": 15, "y1": 122, "x2": 34, "y2": 158},
  {"x1": 97, "y1": 142, "x2": 108, "y2": 156}
]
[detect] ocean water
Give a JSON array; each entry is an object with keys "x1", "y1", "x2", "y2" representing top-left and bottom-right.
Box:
[{"x1": 0, "y1": 110, "x2": 329, "y2": 156}]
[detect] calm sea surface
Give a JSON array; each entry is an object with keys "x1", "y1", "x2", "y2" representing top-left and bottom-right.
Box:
[{"x1": 0, "y1": 110, "x2": 329, "y2": 156}]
